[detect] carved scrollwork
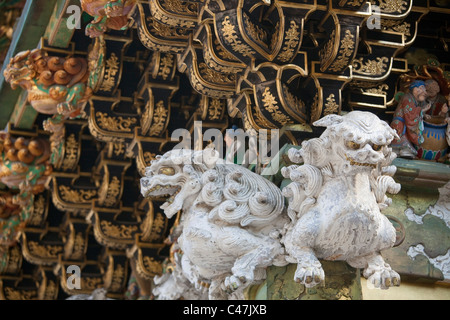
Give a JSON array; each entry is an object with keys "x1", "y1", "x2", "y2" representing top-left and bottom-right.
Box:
[
  {"x1": 149, "y1": 0, "x2": 199, "y2": 29},
  {"x1": 133, "y1": 1, "x2": 190, "y2": 53},
  {"x1": 178, "y1": 40, "x2": 237, "y2": 99}
]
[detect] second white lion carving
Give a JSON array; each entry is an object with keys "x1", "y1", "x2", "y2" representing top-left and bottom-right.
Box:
[{"x1": 281, "y1": 111, "x2": 401, "y2": 289}]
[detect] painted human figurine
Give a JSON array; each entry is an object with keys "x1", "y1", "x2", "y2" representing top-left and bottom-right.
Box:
[
  {"x1": 390, "y1": 80, "x2": 431, "y2": 157},
  {"x1": 81, "y1": 0, "x2": 136, "y2": 38},
  {"x1": 424, "y1": 79, "x2": 449, "y2": 120}
]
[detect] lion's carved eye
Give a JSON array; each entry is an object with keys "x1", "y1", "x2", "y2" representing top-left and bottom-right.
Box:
[
  {"x1": 345, "y1": 141, "x2": 360, "y2": 150},
  {"x1": 372, "y1": 144, "x2": 383, "y2": 151},
  {"x1": 158, "y1": 167, "x2": 175, "y2": 176}
]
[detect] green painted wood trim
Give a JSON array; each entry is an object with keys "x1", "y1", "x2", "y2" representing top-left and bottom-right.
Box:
[
  {"x1": 44, "y1": 0, "x2": 79, "y2": 48},
  {"x1": 392, "y1": 158, "x2": 450, "y2": 189},
  {"x1": 0, "y1": 0, "x2": 58, "y2": 130}
]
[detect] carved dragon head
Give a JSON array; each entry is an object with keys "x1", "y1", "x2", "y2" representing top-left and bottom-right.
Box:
[
  {"x1": 140, "y1": 149, "x2": 218, "y2": 219},
  {"x1": 301, "y1": 111, "x2": 399, "y2": 173},
  {"x1": 3, "y1": 50, "x2": 39, "y2": 90}
]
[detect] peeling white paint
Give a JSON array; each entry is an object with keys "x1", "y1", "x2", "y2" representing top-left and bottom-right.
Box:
[
  {"x1": 404, "y1": 181, "x2": 450, "y2": 229},
  {"x1": 407, "y1": 244, "x2": 450, "y2": 280}
]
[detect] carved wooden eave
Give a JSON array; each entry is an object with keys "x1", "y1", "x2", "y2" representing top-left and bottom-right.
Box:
[
  {"x1": 0, "y1": 271, "x2": 39, "y2": 300},
  {"x1": 127, "y1": 240, "x2": 166, "y2": 280},
  {"x1": 60, "y1": 215, "x2": 91, "y2": 261},
  {"x1": 102, "y1": 249, "x2": 130, "y2": 297},
  {"x1": 0, "y1": 0, "x2": 449, "y2": 301},
  {"x1": 36, "y1": 265, "x2": 60, "y2": 300},
  {"x1": 88, "y1": 203, "x2": 140, "y2": 250},
  {"x1": 0, "y1": 246, "x2": 22, "y2": 276},
  {"x1": 20, "y1": 228, "x2": 65, "y2": 266},
  {"x1": 49, "y1": 172, "x2": 98, "y2": 215},
  {"x1": 55, "y1": 257, "x2": 105, "y2": 296}
]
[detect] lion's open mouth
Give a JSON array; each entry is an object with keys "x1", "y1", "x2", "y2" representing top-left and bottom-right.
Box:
[
  {"x1": 345, "y1": 155, "x2": 377, "y2": 168},
  {"x1": 145, "y1": 184, "x2": 181, "y2": 204}
]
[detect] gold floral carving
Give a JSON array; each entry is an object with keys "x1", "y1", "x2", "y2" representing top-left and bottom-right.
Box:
[
  {"x1": 0, "y1": 246, "x2": 22, "y2": 275},
  {"x1": 160, "y1": 0, "x2": 198, "y2": 16},
  {"x1": 319, "y1": 30, "x2": 336, "y2": 69},
  {"x1": 341, "y1": 0, "x2": 365, "y2": 6},
  {"x1": 141, "y1": 211, "x2": 166, "y2": 242},
  {"x1": 58, "y1": 186, "x2": 97, "y2": 203},
  {"x1": 109, "y1": 264, "x2": 125, "y2": 292},
  {"x1": 329, "y1": 30, "x2": 355, "y2": 72},
  {"x1": 149, "y1": 0, "x2": 196, "y2": 29},
  {"x1": 70, "y1": 232, "x2": 86, "y2": 260},
  {"x1": 381, "y1": 20, "x2": 411, "y2": 36},
  {"x1": 199, "y1": 63, "x2": 236, "y2": 85},
  {"x1": 142, "y1": 256, "x2": 163, "y2": 275},
  {"x1": 282, "y1": 84, "x2": 306, "y2": 116},
  {"x1": 270, "y1": 22, "x2": 281, "y2": 52},
  {"x1": 352, "y1": 57, "x2": 389, "y2": 76},
  {"x1": 109, "y1": 142, "x2": 125, "y2": 157},
  {"x1": 100, "y1": 220, "x2": 138, "y2": 239},
  {"x1": 215, "y1": 38, "x2": 238, "y2": 61},
  {"x1": 221, "y1": 16, "x2": 255, "y2": 58},
  {"x1": 377, "y1": 0, "x2": 408, "y2": 13},
  {"x1": 99, "y1": 53, "x2": 119, "y2": 92},
  {"x1": 149, "y1": 100, "x2": 168, "y2": 137},
  {"x1": 243, "y1": 12, "x2": 268, "y2": 50},
  {"x1": 310, "y1": 92, "x2": 321, "y2": 122},
  {"x1": 189, "y1": 68, "x2": 234, "y2": 99},
  {"x1": 344, "y1": 0, "x2": 407, "y2": 12},
  {"x1": 40, "y1": 280, "x2": 57, "y2": 300},
  {"x1": 62, "y1": 134, "x2": 79, "y2": 171},
  {"x1": 103, "y1": 176, "x2": 121, "y2": 207},
  {"x1": 96, "y1": 112, "x2": 137, "y2": 132},
  {"x1": 28, "y1": 195, "x2": 46, "y2": 226},
  {"x1": 149, "y1": 18, "x2": 189, "y2": 37},
  {"x1": 278, "y1": 21, "x2": 300, "y2": 63},
  {"x1": 4, "y1": 288, "x2": 37, "y2": 300},
  {"x1": 365, "y1": 84, "x2": 389, "y2": 95},
  {"x1": 81, "y1": 277, "x2": 103, "y2": 291},
  {"x1": 138, "y1": 25, "x2": 184, "y2": 53},
  {"x1": 208, "y1": 99, "x2": 224, "y2": 121},
  {"x1": 157, "y1": 54, "x2": 175, "y2": 80},
  {"x1": 261, "y1": 87, "x2": 291, "y2": 126},
  {"x1": 324, "y1": 94, "x2": 339, "y2": 115},
  {"x1": 28, "y1": 242, "x2": 63, "y2": 259}
]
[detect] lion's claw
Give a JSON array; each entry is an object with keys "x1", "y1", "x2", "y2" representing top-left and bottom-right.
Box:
[
  {"x1": 294, "y1": 262, "x2": 325, "y2": 288},
  {"x1": 365, "y1": 267, "x2": 400, "y2": 289}
]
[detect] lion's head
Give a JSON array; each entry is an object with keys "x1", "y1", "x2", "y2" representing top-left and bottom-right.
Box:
[
  {"x1": 301, "y1": 111, "x2": 399, "y2": 173},
  {"x1": 141, "y1": 148, "x2": 286, "y2": 231},
  {"x1": 3, "y1": 50, "x2": 38, "y2": 91},
  {"x1": 140, "y1": 149, "x2": 218, "y2": 218}
]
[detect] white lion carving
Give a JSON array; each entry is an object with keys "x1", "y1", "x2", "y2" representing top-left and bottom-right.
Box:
[
  {"x1": 140, "y1": 148, "x2": 288, "y2": 299},
  {"x1": 281, "y1": 111, "x2": 402, "y2": 290}
]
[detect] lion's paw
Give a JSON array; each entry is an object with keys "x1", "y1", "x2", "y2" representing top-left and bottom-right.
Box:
[
  {"x1": 294, "y1": 261, "x2": 325, "y2": 288},
  {"x1": 57, "y1": 102, "x2": 74, "y2": 115},
  {"x1": 223, "y1": 274, "x2": 252, "y2": 293},
  {"x1": 364, "y1": 265, "x2": 400, "y2": 289}
]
